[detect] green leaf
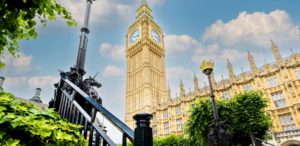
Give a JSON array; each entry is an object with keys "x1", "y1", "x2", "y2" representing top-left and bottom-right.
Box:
[
  {"x1": 0, "y1": 106, "x2": 7, "y2": 112},
  {"x1": 0, "y1": 129, "x2": 6, "y2": 140},
  {"x1": 43, "y1": 23, "x2": 46, "y2": 27},
  {"x1": 5, "y1": 138, "x2": 20, "y2": 146},
  {"x1": 66, "y1": 21, "x2": 72, "y2": 27},
  {"x1": 11, "y1": 122, "x2": 20, "y2": 128},
  {"x1": 23, "y1": 0, "x2": 26, "y2": 3}
]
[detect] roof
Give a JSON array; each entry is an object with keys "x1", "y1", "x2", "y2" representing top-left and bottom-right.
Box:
[{"x1": 14, "y1": 96, "x2": 48, "y2": 111}]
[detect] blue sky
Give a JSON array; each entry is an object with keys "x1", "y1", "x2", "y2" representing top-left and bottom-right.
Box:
[{"x1": 1, "y1": 0, "x2": 300, "y2": 143}]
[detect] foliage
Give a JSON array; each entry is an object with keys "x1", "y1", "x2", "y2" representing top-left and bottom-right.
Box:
[
  {"x1": 152, "y1": 134, "x2": 192, "y2": 146},
  {"x1": 0, "y1": 89, "x2": 88, "y2": 146},
  {"x1": 229, "y1": 90, "x2": 272, "y2": 145},
  {"x1": 0, "y1": 0, "x2": 77, "y2": 69},
  {"x1": 117, "y1": 142, "x2": 133, "y2": 146},
  {"x1": 184, "y1": 90, "x2": 272, "y2": 146},
  {"x1": 116, "y1": 135, "x2": 192, "y2": 146}
]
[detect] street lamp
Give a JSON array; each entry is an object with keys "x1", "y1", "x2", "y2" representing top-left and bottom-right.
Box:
[{"x1": 199, "y1": 60, "x2": 232, "y2": 146}]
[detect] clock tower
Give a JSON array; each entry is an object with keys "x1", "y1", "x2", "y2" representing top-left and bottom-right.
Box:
[{"x1": 125, "y1": 0, "x2": 167, "y2": 130}]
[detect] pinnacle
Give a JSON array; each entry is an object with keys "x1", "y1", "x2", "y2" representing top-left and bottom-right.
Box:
[
  {"x1": 227, "y1": 58, "x2": 232, "y2": 66},
  {"x1": 140, "y1": 0, "x2": 149, "y2": 8},
  {"x1": 271, "y1": 39, "x2": 277, "y2": 48},
  {"x1": 247, "y1": 50, "x2": 253, "y2": 58}
]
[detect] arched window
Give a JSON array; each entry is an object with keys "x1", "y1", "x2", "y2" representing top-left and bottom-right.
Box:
[
  {"x1": 267, "y1": 79, "x2": 271, "y2": 87},
  {"x1": 275, "y1": 77, "x2": 279, "y2": 85},
  {"x1": 294, "y1": 69, "x2": 300, "y2": 79},
  {"x1": 271, "y1": 79, "x2": 276, "y2": 86}
]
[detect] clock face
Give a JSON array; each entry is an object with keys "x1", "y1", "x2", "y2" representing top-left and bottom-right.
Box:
[
  {"x1": 151, "y1": 29, "x2": 161, "y2": 44},
  {"x1": 130, "y1": 29, "x2": 140, "y2": 44}
]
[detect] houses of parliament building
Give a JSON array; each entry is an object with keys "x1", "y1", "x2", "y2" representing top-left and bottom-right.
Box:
[{"x1": 125, "y1": 0, "x2": 300, "y2": 145}]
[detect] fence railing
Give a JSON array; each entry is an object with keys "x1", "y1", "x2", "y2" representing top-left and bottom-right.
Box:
[{"x1": 52, "y1": 74, "x2": 153, "y2": 146}]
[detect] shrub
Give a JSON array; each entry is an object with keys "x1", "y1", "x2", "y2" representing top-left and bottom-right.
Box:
[{"x1": 0, "y1": 89, "x2": 88, "y2": 146}]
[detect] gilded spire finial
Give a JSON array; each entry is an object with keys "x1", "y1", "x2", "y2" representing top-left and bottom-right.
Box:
[
  {"x1": 241, "y1": 68, "x2": 244, "y2": 73},
  {"x1": 204, "y1": 82, "x2": 206, "y2": 87},
  {"x1": 221, "y1": 75, "x2": 224, "y2": 80},
  {"x1": 264, "y1": 60, "x2": 267, "y2": 65},
  {"x1": 139, "y1": 0, "x2": 149, "y2": 8},
  {"x1": 291, "y1": 49, "x2": 294, "y2": 54}
]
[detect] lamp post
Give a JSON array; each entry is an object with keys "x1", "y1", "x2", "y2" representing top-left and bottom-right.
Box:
[
  {"x1": 75, "y1": 0, "x2": 96, "y2": 85},
  {"x1": 199, "y1": 60, "x2": 232, "y2": 146}
]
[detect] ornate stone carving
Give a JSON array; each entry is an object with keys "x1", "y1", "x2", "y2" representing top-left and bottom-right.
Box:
[
  {"x1": 277, "y1": 107, "x2": 289, "y2": 113},
  {"x1": 282, "y1": 70, "x2": 289, "y2": 80}
]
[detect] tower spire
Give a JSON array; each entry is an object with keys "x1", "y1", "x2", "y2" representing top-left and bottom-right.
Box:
[
  {"x1": 180, "y1": 79, "x2": 185, "y2": 98},
  {"x1": 140, "y1": 0, "x2": 149, "y2": 7},
  {"x1": 227, "y1": 58, "x2": 236, "y2": 83},
  {"x1": 247, "y1": 50, "x2": 258, "y2": 76},
  {"x1": 271, "y1": 40, "x2": 284, "y2": 65},
  {"x1": 194, "y1": 73, "x2": 200, "y2": 95}
]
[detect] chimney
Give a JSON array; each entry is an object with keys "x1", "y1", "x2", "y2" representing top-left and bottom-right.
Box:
[
  {"x1": 29, "y1": 88, "x2": 43, "y2": 103},
  {"x1": 35, "y1": 88, "x2": 42, "y2": 97},
  {"x1": 0, "y1": 77, "x2": 5, "y2": 90}
]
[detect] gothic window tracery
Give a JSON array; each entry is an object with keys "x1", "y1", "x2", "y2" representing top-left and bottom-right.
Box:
[
  {"x1": 243, "y1": 83, "x2": 253, "y2": 91},
  {"x1": 279, "y1": 114, "x2": 297, "y2": 131},
  {"x1": 176, "y1": 119, "x2": 182, "y2": 130},
  {"x1": 163, "y1": 110, "x2": 168, "y2": 118},
  {"x1": 266, "y1": 75, "x2": 279, "y2": 87},
  {"x1": 175, "y1": 106, "x2": 181, "y2": 115},
  {"x1": 164, "y1": 122, "x2": 169, "y2": 133},
  {"x1": 222, "y1": 90, "x2": 231, "y2": 100},
  {"x1": 153, "y1": 125, "x2": 158, "y2": 135},
  {"x1": 272, "y1": 92, "x2": 287, "y2": 108},
  {"x1": 294, "y1": 68, "x2": 300, "y2": 79}
]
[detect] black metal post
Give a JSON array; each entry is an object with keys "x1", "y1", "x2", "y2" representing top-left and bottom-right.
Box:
[
  {"x1": 75, "y1": 0, "x2": 94, "y2": 85},
  {"x1": 123, "y1": 133, "x2": 127, "y2": 146},
  {"x1": 133, "y1": 112, "x2": 153, "y2": 146},
  {"x1": 53, "y1": 72, "x2": 66, "y2": 111},
  {"x1": 206, "y1": 72, "x2": 219, "y2": 121},
  {"x1": 204, "y1": 70, "x2": 232, "y2": 146}
]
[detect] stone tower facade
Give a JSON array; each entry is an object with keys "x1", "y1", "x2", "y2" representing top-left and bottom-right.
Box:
[{"x1": 125, "y1": 0, "x2": 167, "y2": 130}]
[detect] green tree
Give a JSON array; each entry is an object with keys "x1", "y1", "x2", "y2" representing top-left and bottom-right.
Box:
[
  {"x1": 0, "y1": 0, "x2": 77, "y2": 69},
  {"x1": 184, "y1": 90, "x2": 272, "y2": 146},
  {"x1": 230, "y1": 90, "x2": 272, "y2": 145},
  {"x1": 0, "y1": 89, "x2": 87, "y2": 145}
]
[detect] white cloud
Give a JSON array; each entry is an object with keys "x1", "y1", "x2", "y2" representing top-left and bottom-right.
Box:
[
  {"x1": 0, "y1": 52, "x2": 41, "y2": 76},
  {"x1": 2, "y1": 77, "x2": 27, "y2": 88},
  {"x1": 206, "y1": 43, "x2": 220, "y2": 54},
  {"x1": 166, "y1": 66, "x2": 194, "y2": 80},
  {"x1": 28, "y1": 76, "x2": 60, "y2": 90},
  {"x1": 35, "y1": 0, "x2": 165, "y2": 34},
  {"x1": 102, "y1": 65, "x2": 125, "y2": 77},
  {"x1": 164, "y1": 34, "x2": 204, "y2": 58},
  {"x1": 99, "y1": 43, "x2": 126, "y2": 61},
  {"x1": 202, "y1": 10, "x2": 299, "y2": 47}
]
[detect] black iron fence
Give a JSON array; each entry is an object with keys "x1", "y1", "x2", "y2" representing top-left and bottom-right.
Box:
[{"x1": 51, "y1": 74, "x2": 153, "y2": 146}]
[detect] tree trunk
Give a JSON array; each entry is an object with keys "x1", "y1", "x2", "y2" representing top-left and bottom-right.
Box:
[{"x1": 249, "y1": 132, "x2": 256, "y2": 146}]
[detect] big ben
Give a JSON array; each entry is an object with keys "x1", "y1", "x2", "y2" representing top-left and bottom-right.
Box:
[{"x1": 125, "y1": 0, "x2": 167, "y2": 130}]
